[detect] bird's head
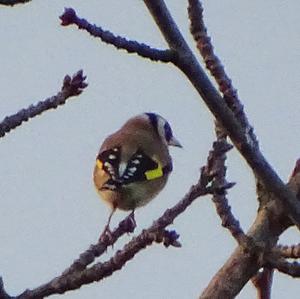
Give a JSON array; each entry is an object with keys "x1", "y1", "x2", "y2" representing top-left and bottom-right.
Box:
[{"x1": 144, "y1": 112, "x2": 182, "y2": 148}]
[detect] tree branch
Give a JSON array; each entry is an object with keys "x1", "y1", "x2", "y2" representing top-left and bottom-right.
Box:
[
  {"x1": 61, "y1": 213, "x2": 137, "y2": 276},
  {"x1": 60, "y1": 8, "x2": 176, "y2": 63},
  {"x1": 276, "y1": 243, "x2": 300, "y2": 259},
  {"x1": 268, "y1": 257, "x2": 300, "y2": 278},
  {"x1": 252, "y1": 268, "x2": 274, "y2": 299},
  {"x1": 188, "y1": 0, "x2": 255, "y2": 144},
  {"x1": 0, "y1": 70, "x2": 87, "y2": 138},
  {"x1": 187, "y1": 0, "x2": 247, "y2": 245},
  {"x1": 205, "y1": 138, "x2": 246, "y2": 244},
  {"x1": 13, "y1": 173, "x2": 208, "y2": 298},
  {"x1": 1, "y1": 139, "x2": 233, "y2": 298},
  {"x1": 139, "y1": 0, "x2": 300, "y2": 296},
  {"x1": 0, "y1": 0, "x2": 30, "y2": 6},
  {"x1": 201, "y1": 198, "x2": 289, "y2": 298},
  {"x1": 0, "y1": 278, "x2": 10, "y2": 299},
  {"x1": 143, "y1": 0, "x2": 300, "y2": 230}
]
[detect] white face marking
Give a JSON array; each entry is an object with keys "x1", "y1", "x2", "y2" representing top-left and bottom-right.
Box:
[
  {"x1": 157, "y1": 116, "x2": 168, "y2": 144},
  {"x1": 109, "y1": 154, "x2": 116, "y2": 160}
]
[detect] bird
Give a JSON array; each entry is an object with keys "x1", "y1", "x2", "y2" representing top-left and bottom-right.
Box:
[{"x1": 93, "y1": 112, "x2": 182, "y2": 239}]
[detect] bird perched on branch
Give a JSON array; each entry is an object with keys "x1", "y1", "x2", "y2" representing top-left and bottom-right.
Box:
[{"x1": 93, "y1": 112, "x2": 182, "y2": 238}]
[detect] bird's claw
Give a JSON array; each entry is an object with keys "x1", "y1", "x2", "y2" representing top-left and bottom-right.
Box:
[
  {"x1": 129, "y1": 210, "x2": 136, "y2": 225},
  {"x1": 99, "y1": 225, "x2": 113, "y2": 243}
]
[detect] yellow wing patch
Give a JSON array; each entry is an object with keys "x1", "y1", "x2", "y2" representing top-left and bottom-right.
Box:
[
  {"x1": 145, "y1": 161, "x2": 163, "y2": 180},
  {"x1": 96, "y1": 159, "x2": 103, "y2": 169}
]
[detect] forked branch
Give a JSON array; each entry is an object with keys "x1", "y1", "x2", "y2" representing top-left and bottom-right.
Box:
[
  {"x1": 1, "y1": 141, "x2": 234, "y2": 299},
  {"x1": 60, "y1": 8, "x2": 176, "y2": 63},
  {"x1": 0, "y1": 70, "x2": 87, "y2": 138}
]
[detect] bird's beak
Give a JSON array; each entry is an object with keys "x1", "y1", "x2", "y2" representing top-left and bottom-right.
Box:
[{"x1": 168, "y1": 136, "x2": 183, "y2": 148}]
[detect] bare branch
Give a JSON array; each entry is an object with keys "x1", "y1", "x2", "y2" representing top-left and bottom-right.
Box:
[
  {"x1": 252, "y1": 268, "x2": 274, "y2": 299},
  {"x1": 212, "y1": 190, "x2": 245, "y2": 243},
  {"x1": 61, "y1": 214, "x2": 137, "y2": 276},
  {"x1": 17, "y1": 228, "x2": 181, "y2": 298},
  {"x1": 60, "y1": 8, "x2": 176, "y2": 63},
  {"x1": 190, "y1": 0, "x2": 247, "y2": 241},
  {"x1": 0, "y1": 278, "x2": 10, "y2": 299},
  {"x1": 0, "y1": 0, "x2": 30, "y2": 6},
  {"x1": 187, "y1": 0, "x2": 256, "y2": 145},
  {"x1": 6, "y1": 138, "x2": 236, "y2": 298},
  {"x1": 140, "y1": 2, "x2": 300, "y2": 295},
  {"x1": 13, "y1": 171, "x2": 208, "y2": 298},
  {"x1": 200, "y1": 197, "x2": 290, "y2": 299},
  {"x1": 0, "y1": 70, "x2": 87, "y2": 138},
  {"x1": 205, "y1": 135, "x2": 246, "y2": 244},
  {"x1": 269, "y1": 257, "x2": 300, "y2": 278},
  {"x1": 276, "y1": 244, "x2": 300, "y2": 259},
  {"x1": 192, "y1": 5, "x2": 246, "y2": 243},
  {"x1": 143, "y1": 0, "x2": 300, "y2": 230}
]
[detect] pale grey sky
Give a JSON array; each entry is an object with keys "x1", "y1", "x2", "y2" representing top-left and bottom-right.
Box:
[{"x1": 0, "y1": 1, "x2": 300, "y2": 298}]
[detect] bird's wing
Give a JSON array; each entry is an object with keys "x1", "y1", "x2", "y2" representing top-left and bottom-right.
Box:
[
  {"x1": 96, "y1": 147, "x2": 121, "y2": 181},
  {"x1": 97, "y1": 148, "x2": 172, "y2": 191},
  {"x1": 121, "y1": 149, "x2": 170, "y2": 184}
]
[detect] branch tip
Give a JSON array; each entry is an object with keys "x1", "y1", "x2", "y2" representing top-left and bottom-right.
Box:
[
  {"x1": 0, "y1": 70, "x2": 87, "y2": 138},
  {"x1": 60, "y1": 7, "x2": 175, "y2": 63},
  {"x1": 60, "y1": 7, "x2": 76, "y2": 26},
  {"x1": 160, "y1": 229, "x2": 181, "y2": 248}
]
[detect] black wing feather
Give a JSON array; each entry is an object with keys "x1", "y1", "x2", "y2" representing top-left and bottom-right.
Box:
[
  {"x1": 98, "y1": 148, "x2": 167, "y2": 191},
  {"x1": 120, "y1": 149, "x2": 158, "y2": 184},
  {"x1": 97, "y1": 147, "x2": 121, "y2": 180}
]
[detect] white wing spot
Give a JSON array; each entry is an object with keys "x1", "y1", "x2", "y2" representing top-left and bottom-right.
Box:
[
  {"x1": 113, "y1": 148, "x2": 119, "y2": 152},
  {"x1": 109, "y1": 154, "x2": 116, "y2": 160},
  {"x1": 107, "y1": 184, "x2": 116, "y2": 190},
  {"x1": 119, "y1": 162, "x2": 127, "y2": 176},
  {"x1": 132, "y1": 159, "x2": 140, "y2": 164},
  {"x1": 129, "y1": 167, "x2": 137, "y2": 173}
]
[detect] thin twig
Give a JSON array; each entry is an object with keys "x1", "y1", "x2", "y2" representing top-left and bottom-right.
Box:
[
  {"x1": 251, "y1": 268, "x2": 273, "y2": 299},
  {"x1": 275, "y1": 244, "x2": 300, "y2": 259},
  {"x1": 208, "y1": 139, "x2": 246, "y2": 244},
  {"x1": 0, "y1": 278, "x2": 10, "y2": 299},
  {"x1": 61, "y1": 213, "x2": 137, "y2": 276},
  {"x1": 15, "y1": 174, "x2": 210, "y2": 298},
  {"x1": 191, "y1": 0, "x2": 247, "y2": 242},
  {"x1": 7, "y1": 139, "x2": 235, "y2": 299},
  {"x1": 0, "y1": 0, "x2": 30, "y2": 6},
  {"x1": 188, "y1": 0, "x2": 257, "y2": 146},
  {"x1": 187, "y1": 0, "x2": 253, "y2": 248},
  {"x1": 0, "y1": 70, "x2": 87, "y2": 138},
  {"x1": 268, "y1": 257, "x2": 300, "y2": 278},
  {"x1": 60, "y1": 8, "x2": 176, "y2": 63}
]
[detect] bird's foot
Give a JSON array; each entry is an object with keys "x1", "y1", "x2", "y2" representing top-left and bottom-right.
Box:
[
  {"x1": 99, "y1": 224, "x2": 113, "y2": 243},
  {"x1": 127, "y1": 210, "x2": 136, "y2": 234}
]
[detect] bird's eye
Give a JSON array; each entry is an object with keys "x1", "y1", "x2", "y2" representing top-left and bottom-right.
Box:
[{"x1": 164, "y1": 122, "x2": 173, "y2": 142}]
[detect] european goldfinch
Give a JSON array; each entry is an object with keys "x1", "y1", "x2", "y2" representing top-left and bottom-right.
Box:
[{"x1": 93, "y1": 113, "x2": 181, "y2": 236}]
